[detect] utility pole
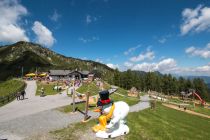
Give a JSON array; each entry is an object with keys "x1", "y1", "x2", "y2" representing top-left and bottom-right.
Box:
[
  {"x1": 193, "y1": 89, "x2": 195, "y2": 108},
  {"x1": 21, "y1": 66, "x2": 24, "y2": 78},
  {"x1": 36, "y1": 67, "x2": 38, "y2": 78},
  {"x1": 83, "y1": 84, "x2": 90, "y2": 121},
  {"x1": 84, "y1": 91, "x2": 90, "y2": 122},
  {"x1": 72, "y1": 81, "x2": 76, "y2": 112}
]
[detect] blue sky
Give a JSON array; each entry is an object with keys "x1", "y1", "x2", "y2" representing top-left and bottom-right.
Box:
[{"x1": 0, "y1": 0, "x2": 210, "y2": 76}]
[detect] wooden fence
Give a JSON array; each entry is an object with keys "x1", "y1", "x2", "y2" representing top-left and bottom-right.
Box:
[{"x1": 0, "y1": 82, "x2": 26, "y2": 106}]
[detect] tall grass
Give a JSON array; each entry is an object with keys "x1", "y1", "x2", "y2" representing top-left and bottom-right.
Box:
[{"x1": 0, "y1": 79, "x2": 25, "y2": 97}]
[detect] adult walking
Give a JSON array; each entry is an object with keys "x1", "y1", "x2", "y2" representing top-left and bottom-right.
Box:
[
  {"x1": 21, "y1": 90, "x2": 26, "y2": 100},
  {"x1": 16, "y1": 91, "x2": 21, "y2": 100}
]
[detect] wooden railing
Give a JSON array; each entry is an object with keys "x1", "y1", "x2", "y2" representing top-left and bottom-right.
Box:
[{"x1": 0, "y1": 82, "x2": 26, "y2": 106}]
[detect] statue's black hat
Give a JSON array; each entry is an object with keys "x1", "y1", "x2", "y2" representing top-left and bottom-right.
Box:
[{"x1": 97, "y1": 90, "x2": 112, "y2": 106}]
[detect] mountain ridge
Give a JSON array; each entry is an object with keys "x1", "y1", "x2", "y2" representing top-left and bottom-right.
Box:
[{"x1": 0, "y1": 41, "x2": 114, "y2": 81}]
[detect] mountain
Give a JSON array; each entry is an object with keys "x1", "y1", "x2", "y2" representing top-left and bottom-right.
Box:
[
  {"x1": 130, "y1": 70, "x2": 162, "y2": 75},
  {"x1": 185, "y1": 76, "x2": 210, "y2": 84},
  {"x1": 0, "y1": 41, "x2": 114, "y2": 81},
  {"x1": 183, "y1": 76, "x2": 210, "y2": 89}
]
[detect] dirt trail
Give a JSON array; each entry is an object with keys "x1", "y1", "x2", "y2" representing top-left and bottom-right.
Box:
[{"x1": 162, "y1": 103, "x2": 210, "y2": 119}]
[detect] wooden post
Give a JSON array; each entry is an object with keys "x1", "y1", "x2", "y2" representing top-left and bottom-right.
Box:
[
  {"x1": 84, "y1": 92, "x2": 90, "y2": 121},
  {"x1": 56, "y1": 82, "x2": 59, "y2": 92},
  {"x1": 193, "y1": 91, "x2": 195, "y2": 108},
  {"x1": 72, "y1": 85, "x2": 76, "y2": 112},
  {"x1": 66, "y1": 86, "x2": 69, "y2": 95}
]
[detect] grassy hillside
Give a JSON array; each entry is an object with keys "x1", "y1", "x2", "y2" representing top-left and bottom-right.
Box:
[
  {"x1": 76, "y1": 81, "x2": 101, "y2": 96},
  {"x1": 0, "y1": 79, "x2": 25, "y2": 97},
  {"x1": 0, "y1": 41, "x2": 114, "y2": 81},
  {"x1": 0, "y1": 79, "x2": 25, "y2": 106},
  {"x1": 52, "y1": 103, "x2": 210, "y2": 140},
  {"x1": 58, "y1": 82, "x2": 139, "y2": 113},
  {"x1": 76, "y1": 81, "x2": 139, "y2": 106},
  {"x1": 126, "y1": 103, "x2": 210, "y2": 140}
]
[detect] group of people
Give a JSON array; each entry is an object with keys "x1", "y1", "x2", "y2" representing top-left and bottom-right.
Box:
[{"x1": 16, "y1": 90, "x2": 26, "y2": 100}]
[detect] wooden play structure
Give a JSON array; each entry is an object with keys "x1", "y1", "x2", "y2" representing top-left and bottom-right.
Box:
[
  {"x1": 76, "y1": 87, "x2": 118, "y2": 107},
  {"x1": 72, "y1": 91, "x2": 91, "y2": 122},
  {"x1": 76, "y1": 92, "x2": 99, "y2": 107},
  {"x1": 128, "y1": 87, "x2": 139, "y2": 97},
  {"x1": 96, "y1": 81, "x2": 104, "y2": 90}
]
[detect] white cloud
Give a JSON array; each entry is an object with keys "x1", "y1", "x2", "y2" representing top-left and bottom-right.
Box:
[
  {"x1": 124, "y1": 61, "x2": 134, "y2": 68},
  {"x1": 156, "y1": 34, "x2": 171, "y2": 44},
  {"x1": 86, "y1": 15, "x2": 91, "y2": 24},
  {"x1": 158, "y1": 58, "x2": 177, "y2": 72},
  {"x1": 127, "y1": 57, "x2": 210, "y2": 76},
  {"x1": 158, "y1": 38, "x2": 166, "y2": 44},
  {"x1": 185, "y1": 46, "x2": 196, "y2": 53},
  {"x1": 124, "y1": 44, "x2": 141, "y2": 55},
  {"x1": 95, "y1": 58, "x2": 103, "y2": 63},
  {"x1": 82, "y1": 57, "x2": 88, "y2": 60},
  {"x1": 132, "y1": 62, "x2": 156, "y2": 72},
  {"x1": 50, "y1": 10, "x2": 61, "y2": 22},
  {"x1": 86, "y1": 15, "x2": 97, "y2": 24},
  {"x1": 130, "y1": 50, "x2": 155, "y2": 62},
  {"x1": 185, "y1": 43, "x2": 210, "y2": 59},
  {"x1": 159, "y1": 56, "x2": 166, "y2": 60},
  {"x1": 194, "y1": 65, "x2": 210, "y2": 72},
  {"x1": 32, "y1": 21, "x2": 55, "y2": 47},
  {"x1": 181, "y1": 5, "x2": 210, "y2": 35},
  {"x1": 107, "y1": 63, "x2": 119, "y2": 69},
  {"x1": 174, "y1": 64, "x2": 210, "y2": 76},
  {"x1": 207, "y1": 43, "x2": 210, "y2": 49},
  {"x1": 0, "y1": 0, "x2": 29, "y2": 43},
  {"x1": 132, "y1": 58, "x2": 177, "y2": 73},
  {"x1": 78, "y1": 36, "x2": 99, "y2": 43}
]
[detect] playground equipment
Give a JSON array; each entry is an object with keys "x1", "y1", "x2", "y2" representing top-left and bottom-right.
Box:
[
  {"x1": 193, "y1": 92, "x2": 205, "y2": 106},
  {"x1": 73, "y1": 92, "x2": 91, "y2": 122},
  {"x1": 128, "y1": 87, "x2": 139, "y2": 97},
  {"x1": 92, "y1": 90, "x2": 129, "y2": 138},
  {"x1": 75, "y1": 107, "x2": 91, "y2": 120},
  {"x1": 149, "y1": 91, "x2": 167, "y2": 101},
  {"x1": 76, "y1": 87, "x2": 118, "y2": 107},
  {"x1": 181, "y1": 89, "x2": 205, "y2": 106},
  {"x1": 180, "y1": 91, "x2": 192, "y2": 98},
  {"x1": 150, "y1": 95, "x2": 167, "y2": 101}
]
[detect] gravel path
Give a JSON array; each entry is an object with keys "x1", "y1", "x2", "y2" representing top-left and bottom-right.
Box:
[
  {"x1": 0, "y1": 81, "x2": 150, "y2": 140},
  {"x1": 129, "y1": 95, "x2": 150, "y2": 112},
  {"x1": 0, "y1": 81, "x2": 81, "y2": 123}
]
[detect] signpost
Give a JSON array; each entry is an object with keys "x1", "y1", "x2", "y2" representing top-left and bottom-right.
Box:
[
  {"x1": 83, "y1": 91, "x2": 90, "y2": 122},
  {"x1": 72, "y1": 81, "x2": 76, "y2": 112}
]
